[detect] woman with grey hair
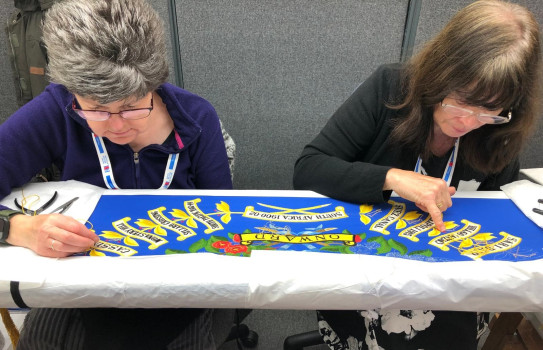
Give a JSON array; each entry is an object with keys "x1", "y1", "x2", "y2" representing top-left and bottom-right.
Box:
[
  {"x1": 0, "y1": 0, "x2": 231, "y2": 348},
  {"x1": 294, "y1": 0, "x2": 541, "y2": 349}
]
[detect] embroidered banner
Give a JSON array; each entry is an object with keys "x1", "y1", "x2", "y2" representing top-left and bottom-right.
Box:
[{"x1": 83, "y1": 194, "x2": 543, "y2": 262}]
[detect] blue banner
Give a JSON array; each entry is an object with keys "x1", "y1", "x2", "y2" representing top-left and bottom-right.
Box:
[{"x1": 82, "y1": 194, "x2": 543, "y2": 262}]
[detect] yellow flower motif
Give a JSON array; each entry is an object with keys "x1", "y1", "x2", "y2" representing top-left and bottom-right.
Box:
[
  {"x1": 428, "y1": 221, "x2": 458, "y2": 236},
  {"x1": 428, "y1": 228, "x2": 440, "y2": 237},
  {"x1": 359, "y1": 204, "x2": 373, "y2": 225},
  {"x1": 135, "y1": 219, "x2": 157, "y2": 228},
  {"x1": 459, "y1": 238, "x2": 474, "y2": 249},
  {"x1": 124, "y1": 236, "x2": 139, "y2": 246},
  {"x1": 472, "y1": 233, "x2": 495, "y2": 242},
  {"x1": 359, "y1": 204, "x2": 373, "y2": 214},
  {"x1": 216, "y1": 201, "x2": 231, "y2": 213},
  {"x1": 154, "y1": 226, "x2": 167, "y2": 236},
  {"x1": 100, "y1": 231, "x2": 124, "y2": 240},
  {"x1": 396, "y1": 211, "x2": 422, "y2": 229},
  {"x1": 100, "y1": 231, "x2": 139, "y2": 247},
  {"x1": 134, "y1": 219, "x2": 170, "y2": 234},
  {"x1": 220, "y1": 213, "x2": 231, "y2": 224},
  {"x1": 403, "y1": 211, "x2": 421, "y2": 221},
  {"x1": 170, "y1": 209, "x2": 198, "y2": 228},
  {"x1": 216, "y1": 201, "x2": 232, "y2": 224},
  {"x1": 170, "y1": 209, "x2": 190, "y2": 220},
  {"x1": 90, "y1": 249, "x2": 106, "y2": 256}
]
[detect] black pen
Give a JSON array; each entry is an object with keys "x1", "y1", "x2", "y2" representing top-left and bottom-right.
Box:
[
  {"x1": 533, "y1": 208, "x2": 543, "y2": 216},
  {"x1": 538, "y1": 199, "x2": 543, "y2": 204}
]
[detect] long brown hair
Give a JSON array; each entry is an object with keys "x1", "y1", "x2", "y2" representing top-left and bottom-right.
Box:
[{"x1": 390, "y1": 0, "x2": 542, "y2": 174}]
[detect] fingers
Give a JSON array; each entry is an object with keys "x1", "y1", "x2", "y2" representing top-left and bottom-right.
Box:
[
  {"x1": 47, "y1": 216, "x2": 99, "y2": 245},
  {"x1": 428, "y1": 204, "x2": 446, "y2": 232},
  {"x1": 386, "y1": 169, "x2": 456, "y2": 232},
  {"x1": 33, "y1": 214, "x2": 99, "y2": 257}
]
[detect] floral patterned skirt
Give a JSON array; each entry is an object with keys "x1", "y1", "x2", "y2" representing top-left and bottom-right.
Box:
[{"x1": 317, "y1": 309, "x2": 488, "y2": 350}]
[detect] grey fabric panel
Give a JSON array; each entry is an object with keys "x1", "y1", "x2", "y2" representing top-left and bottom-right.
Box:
[
  {"x1": 0, "y1": 9, "x2": 19, "y2": 124},
  {"x1": 415, "y1": 0, "x2": 543, "y2": 169},
  {"x1": 413, "y1": 0, "x2": 473, "y2": 51},
  {"x1": 516, "y1": 0, "x2": 543, "y2": 169},
  {"x1": 175, "y1": 0, "x2": 407, "y2": 190},
  {"x1": 149, "y1": 0, "x2": 177, "y2": 86}
]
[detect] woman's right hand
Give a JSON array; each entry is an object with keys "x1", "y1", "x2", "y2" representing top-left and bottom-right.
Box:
[
  {"x1": 384, "y1": 168, "x2": 456, "y2": 232},
  {"x1": 7, "y1": 213, "x2": 99, "y2": 258}
]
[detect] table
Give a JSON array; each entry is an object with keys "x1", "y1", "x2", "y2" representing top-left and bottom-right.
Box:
[{"x1": 0, "y1": 183, "x2": 542, "y2": 312}]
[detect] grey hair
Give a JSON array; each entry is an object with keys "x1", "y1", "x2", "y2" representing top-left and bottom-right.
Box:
[{"x1": 42, "y1": 0, "x2": 169, "y2": 103}]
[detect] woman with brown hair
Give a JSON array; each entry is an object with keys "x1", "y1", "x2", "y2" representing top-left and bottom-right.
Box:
[{"x1": 293, "y1": 1, "x2": 541, "y2": 349}]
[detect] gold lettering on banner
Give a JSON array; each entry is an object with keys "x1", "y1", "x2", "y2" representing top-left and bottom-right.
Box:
[
  {"x1": 370, "y1": 200, "x2": 405, "y2": 235},
  {"x1": 113, "y1": 217, "x2": 168, "y2": 249},
  {"x1": 398, "y1": 216, "x2": 435, "y2": 242},
  {"x1": 148, "y1": 207, "x2": 196, "y2": 241},
  {"x1": 242, "y1": 206, "x2": 348, "y2": 222},
  {"x1": 428, "y1": 220, "x2": 480, "y2": 251},
  {"x1": 238, "y1": 233, "x2": 358, "y2": 246},
  {"x1": 93, "y1": 240, "x2": 137, "y2": 257},
  {"x1": 184, "y1": 198, "x2": 223, "y2": 234},
  {"x1": 461, "y1": 232, "x2": 522, "y2": 260}
]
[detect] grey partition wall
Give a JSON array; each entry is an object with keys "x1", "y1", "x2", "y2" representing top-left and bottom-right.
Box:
[
  {"x1": 414, "y1": 0, "x2": 543, "y2": 170},
  {"x1": 149, "y1": 0, "x2": 177, "y2": 87},
  {"x1": 174, "y1": 0, "x2": 408, "y2": 190}
]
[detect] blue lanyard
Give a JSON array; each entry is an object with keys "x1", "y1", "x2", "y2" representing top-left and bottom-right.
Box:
[
  {"x1": 414, "y1": 138, "x2": 459, "y2": 186},
  {"x1": 91, "y1": 133, "x2": 179, "y2": 189}
]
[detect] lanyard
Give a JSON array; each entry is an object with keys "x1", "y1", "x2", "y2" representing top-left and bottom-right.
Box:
[
  {"x1": 414, "y1": 138, "x2": 459, "y2": 187},
  {"x1": 91, "y1": 133, "x2": 179, "y2": 189}
]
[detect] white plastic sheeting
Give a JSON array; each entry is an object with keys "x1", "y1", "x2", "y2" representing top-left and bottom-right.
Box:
[{"x1": 0, "y1": 184, "x2": 542, "y2": 311}]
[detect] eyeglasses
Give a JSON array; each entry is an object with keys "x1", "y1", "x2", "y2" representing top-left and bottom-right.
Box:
[
  {"x1": 72, "y1": 95, "x2": 154, "y2": 121},
  {"x1": 440, "y1": 101, "x2": 511, "y2": 125}
]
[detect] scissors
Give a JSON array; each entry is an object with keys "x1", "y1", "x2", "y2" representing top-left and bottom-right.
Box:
[
  {"x1": 50, "y1": 197, "x2": 79, "y2": 214},
  {"x1": 14, "y1": 191, "x2": 79, "y2": 215},
  {"x1": 533, "y1": 199, "x2": 543, "y2": 216},
  {"x1": 14, "y1": 191, "x2": 58, "y2": 215}
]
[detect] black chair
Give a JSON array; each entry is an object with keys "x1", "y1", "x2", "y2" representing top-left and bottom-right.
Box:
[
  {"x1": 214, "y1": 309, "x2": 258, "y2": 348},
  {"x1": 283, "y1": 329, "x2": 324, "y2": 350}
]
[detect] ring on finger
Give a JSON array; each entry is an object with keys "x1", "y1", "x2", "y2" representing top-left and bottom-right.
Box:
[
  {"x1": 436, "y1": 202, "x2": 443, "y2": 209},
  {"x1": 51, "y1": 239, "x2": 56, "y2": 251}
]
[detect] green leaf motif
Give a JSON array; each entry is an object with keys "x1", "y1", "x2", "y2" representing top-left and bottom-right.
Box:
[
  {"x1": 320, "y1": 246, "x2": 345, "y2": 253},
  {"x1": 367, "y1": 236, "x2": 391, "y2": 254},
  {"x1": 408, "y1": 249, "x2": 433, "y2": 257},
  {"x1": 319, "y1": 245, "x2": 353, "y2": 254},
  {"x1": 388, "y1": 239, "x2": 408, "y2": 255},
  {"x1": 165, "y1": 248, "x2": 188, "y2": 255},
  {"x1": 339, "y1": 246, "x2": 354, "y2": 254},
  {"x1": 204, "y1": 239, "x2": 221, "y2": 253},
  {"x1": 250, "y1": 245, "x2": 274, "y2": 251},
  {"x1": 189, "y1": 238, "x2": 206, "y2": 253},
  {"x1": 209, "y1": 235, "x2": 229, "y2": 244}
]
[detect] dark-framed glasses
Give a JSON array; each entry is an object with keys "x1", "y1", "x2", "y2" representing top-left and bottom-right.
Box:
[
  {"x1": 441, "y1": 101, "x2": 511, "y2": 125},
  {"x1": 72, "y1": 95, "x2": 154, "y2": 121}
]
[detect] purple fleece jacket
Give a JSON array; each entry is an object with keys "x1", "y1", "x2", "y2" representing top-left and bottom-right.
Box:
[{"x1": 0, "y1": 83, "x2": 232, "y2": 210}]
